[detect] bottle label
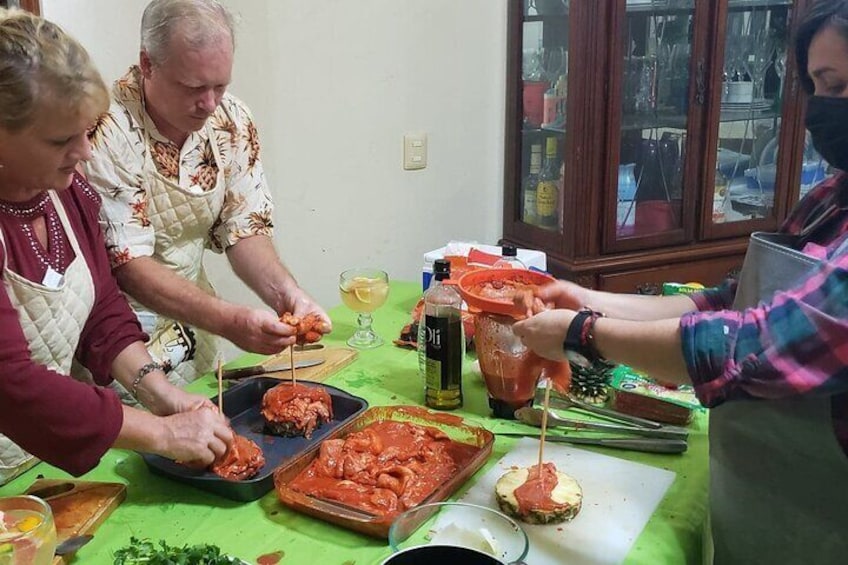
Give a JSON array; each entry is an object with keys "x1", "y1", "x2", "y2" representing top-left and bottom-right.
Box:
[
  {"x1": 523, "y1": 188, "x2": 537, "y2": 223},
  {"x1": 424, "y1": 315, "x2": 463, "y2": 392},
  {"x1": 536, "y1": 180, "x2": 557, "y2": 219}
]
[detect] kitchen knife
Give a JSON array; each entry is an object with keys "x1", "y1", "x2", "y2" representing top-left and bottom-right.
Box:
[
  {"x1": 497, "y1": 432, "x2": 688, "y2": 454},
  {"x1": 221, "y1": 358, "x2": 324, "y2": 380}
]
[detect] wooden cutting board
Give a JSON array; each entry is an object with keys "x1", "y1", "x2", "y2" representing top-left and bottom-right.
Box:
[
  {"x1": 259, "y1": 345, "x2": 358, "y2": 383},
  {"x1": 24, "y1": 478, "x2": 126, "y2": 564}
]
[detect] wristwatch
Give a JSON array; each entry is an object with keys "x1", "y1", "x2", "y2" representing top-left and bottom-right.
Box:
[{"x1": 563, "y1": 308, "x2": 604, "y2": 367}]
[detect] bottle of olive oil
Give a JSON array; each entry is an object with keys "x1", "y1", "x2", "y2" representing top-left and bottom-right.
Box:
[
  {"x1": 418, "y1": 259, "x2": 464, "y2": 410},
  {"x1": 536, "y1": 136, "x2": 560, "y2": 229}
]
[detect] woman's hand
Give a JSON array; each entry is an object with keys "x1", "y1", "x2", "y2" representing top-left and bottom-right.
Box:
[
  {"x1": 156, "y1": 406, "x2": 233, "y2": 466},
  {"x1": 534, "y1": 280, "x2": 587, "y2": 310},
  {"x1": 117, "y1": 405, "x2": 233, "y2": 467},
  {"x1": 512, "y1": 308, "x2": 577, "y2": 362}
]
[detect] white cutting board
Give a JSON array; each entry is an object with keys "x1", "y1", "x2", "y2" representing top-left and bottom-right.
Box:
[{"x1": 450, "y1": 438, "x2": 675, "y2": 565}]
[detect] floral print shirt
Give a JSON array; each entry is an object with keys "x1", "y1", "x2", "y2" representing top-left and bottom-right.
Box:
[{"x1": 85, "y1": 66, "x2": 274, "y2": 268}]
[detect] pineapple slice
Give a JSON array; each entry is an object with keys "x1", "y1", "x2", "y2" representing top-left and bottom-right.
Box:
[{"x1": 495, "y1": 465, "x2": 582, "y2": 525}]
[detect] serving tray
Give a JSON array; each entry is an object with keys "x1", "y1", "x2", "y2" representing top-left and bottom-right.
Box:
[
  {"x1": 140, "y1": 378, "x2": 368, "y2": 501},
  {"x1": 273, "y1": 405, "x2": 494, "y2": 538}
]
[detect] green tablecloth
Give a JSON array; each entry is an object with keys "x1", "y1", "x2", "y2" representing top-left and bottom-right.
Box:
[{"x1": 0, "y1": 281, "x2": 708, "y2": 564}]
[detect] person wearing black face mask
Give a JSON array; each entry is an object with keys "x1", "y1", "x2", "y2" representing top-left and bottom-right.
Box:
[{"x1": 510, "y1": 1, "x2": 848, "y2": 563}]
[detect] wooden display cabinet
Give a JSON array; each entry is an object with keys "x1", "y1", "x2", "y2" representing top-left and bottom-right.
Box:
[
  {"x1": 0, "y1": 0, "x2": 40, "y2": 12},
  {"x1": 502, "y1": 0, "x2": 823, "y2": 293}
]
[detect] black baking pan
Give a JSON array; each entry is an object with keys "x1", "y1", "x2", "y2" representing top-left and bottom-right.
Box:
[{"x1": 140, "y1": 378, "x2": 368, "y2": 501}]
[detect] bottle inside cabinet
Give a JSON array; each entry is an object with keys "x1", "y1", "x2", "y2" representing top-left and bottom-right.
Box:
[
  {"x1": 536, "y1": 136, "x2": 562, "y2": 230},
  {"x1": 522, "y1": 142, "x2": 542, "y2": 225}
]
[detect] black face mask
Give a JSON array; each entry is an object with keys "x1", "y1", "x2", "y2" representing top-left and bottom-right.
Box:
[{"x1": 805, "y1": 96, "x2": 848, "y2": 172}]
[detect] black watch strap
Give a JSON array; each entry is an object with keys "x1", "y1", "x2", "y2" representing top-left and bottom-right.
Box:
[{"x1": 563, "y1": 309, "x2": 603, "y2": 365}]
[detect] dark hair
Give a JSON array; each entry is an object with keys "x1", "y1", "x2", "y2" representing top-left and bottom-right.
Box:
[{"x1": 795, "y1": 0, "x2": 848, "y2": 94}]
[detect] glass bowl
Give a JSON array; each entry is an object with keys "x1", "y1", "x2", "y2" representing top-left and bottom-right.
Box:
[
  {"x1": 388, "y1": 502, "x2": 529, "y2": 565},
  {"x1": 0, "y1": 495, "x2": 58, "y2": 565}
]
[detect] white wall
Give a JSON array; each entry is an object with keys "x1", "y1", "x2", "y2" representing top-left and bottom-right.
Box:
[{"x1": 43, "y1": 0, "x2": 507, "y2": 357}]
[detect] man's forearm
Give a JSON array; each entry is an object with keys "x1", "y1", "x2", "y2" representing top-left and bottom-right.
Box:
[
  {"x1": 226, "y1": 235, "x2": 302, "y2": 314},
  {"x1": 115, "y1": 256, "x2": 236, "y2": 335}
]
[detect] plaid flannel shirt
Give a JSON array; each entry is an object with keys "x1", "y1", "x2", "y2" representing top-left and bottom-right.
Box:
[{"x1": 680, "y1": 172, "x2": 848, "y2": 451}]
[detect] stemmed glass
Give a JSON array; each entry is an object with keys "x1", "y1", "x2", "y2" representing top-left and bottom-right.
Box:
[
  {"x1": 339, "y1": 268, "x2": 389, "y2": 349},
  {"x1": 744, "y1": 31, "x2": 776, "y2": 101},
  {"x1": 775, "y1": 49, "x2": 787, "y2": 102}
]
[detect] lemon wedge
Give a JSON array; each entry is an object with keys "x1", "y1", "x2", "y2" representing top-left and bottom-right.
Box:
[
  {"x1": 16, "y1": 516, "x2": 41, "y2": 533},
  {"x1": 353, "y1": 286, "x2": 372, "y2": 303}
]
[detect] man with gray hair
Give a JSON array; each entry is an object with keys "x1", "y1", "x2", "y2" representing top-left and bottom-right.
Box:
[{"x1": 86, "y1": 0, "x2": 330, "y2": 391}]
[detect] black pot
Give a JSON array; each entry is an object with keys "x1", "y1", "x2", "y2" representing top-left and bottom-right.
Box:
[{"x1": 382, "y1": 546, "x2": 505, "y2": 565}]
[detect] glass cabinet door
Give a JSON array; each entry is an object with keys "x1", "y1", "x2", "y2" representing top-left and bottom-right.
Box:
[
  {"x1": 518, "y1": 0, "x2": 569, "y2": 233},
  {"x1": 615, "y1": 0, "x2": 695, "y2": 242},
  {"x1": 711, "y1": 0, "x2": 796, "y2": 226}
]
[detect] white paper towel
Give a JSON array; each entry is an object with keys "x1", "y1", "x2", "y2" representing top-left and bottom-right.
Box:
[{"x1": 447, "y1": 438, "x2": 675, "y2": 565}]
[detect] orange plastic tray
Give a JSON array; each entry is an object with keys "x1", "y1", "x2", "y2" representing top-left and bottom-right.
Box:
[
  {"x1": 457, "y1": 268, "x2": 555, "y2": 317},
  {"x1": 273, "y1": 405, "x2": 494, "y2": 538}
]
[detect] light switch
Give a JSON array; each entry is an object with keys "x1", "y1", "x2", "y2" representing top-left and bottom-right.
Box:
[{"x1": 403, "y1": 133, "x2": 427, "y2": 170}]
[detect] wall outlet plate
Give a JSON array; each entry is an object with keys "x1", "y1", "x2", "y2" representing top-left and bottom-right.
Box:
[{"x1": 403, "y1": 132, "x2": 427, "y2": 170}]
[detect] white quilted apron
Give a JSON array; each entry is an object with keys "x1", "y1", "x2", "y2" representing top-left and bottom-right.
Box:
[
  {"x1": 126, "y1": 118, "x2": 226, "y2": 393},
  {"x1": 0, "y1": 192, "x2": 95, "y2": 485}
]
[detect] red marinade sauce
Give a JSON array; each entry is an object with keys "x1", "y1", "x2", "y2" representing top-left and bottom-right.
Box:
[
  {"x1": 514, "y1": 462, "x2": 561, "y2": 514},
  {"x1": 287, "y1": 420, "x2": 478, "y2": 517}
]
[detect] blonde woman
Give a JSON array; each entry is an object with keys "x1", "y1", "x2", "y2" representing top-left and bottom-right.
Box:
[{"x1": 0, "y1": 8, "x2": 232, "y2": 485}]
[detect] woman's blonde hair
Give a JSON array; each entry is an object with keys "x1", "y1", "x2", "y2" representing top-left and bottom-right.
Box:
[{"x1": 0, "y1": 8, "x2": 108, "y2": 131}]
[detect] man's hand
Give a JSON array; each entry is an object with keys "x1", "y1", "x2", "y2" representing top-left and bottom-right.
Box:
[
  {"x1": 226, "y1": 306, "x2": 297, "y2": 353},
  {"x1": 288, "y1": 291, "x2": 332, "y2": 336}
]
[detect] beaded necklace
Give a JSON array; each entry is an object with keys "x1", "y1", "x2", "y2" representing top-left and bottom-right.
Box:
[{"x1": 0, "y1": 192, "x2": 66, "y2": 273}]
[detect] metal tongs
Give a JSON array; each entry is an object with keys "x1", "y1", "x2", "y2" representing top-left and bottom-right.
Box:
[
  {"x1": 535, "y1": 389, "x2": 664, "y2": 429},
  {"x1": 515, "y1": 406, "x2": 689, "y2": 440}
]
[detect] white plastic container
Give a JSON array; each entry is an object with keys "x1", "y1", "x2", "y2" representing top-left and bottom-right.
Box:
[{"x1": 422, "y1": 243, "x2": 547, "y2": 290}]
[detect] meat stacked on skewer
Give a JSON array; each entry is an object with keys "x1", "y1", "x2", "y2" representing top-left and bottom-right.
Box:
[
  {"x1": 261, "y1": 311, "x2": 334, "y2": 438},
  {"x1": 280, "y1": 312, "x2": 329, "y2": 345},
  {"x1": 209, "y1": 433, "x2": 265, "y2": 481},
  {"x1": 261, "y1": 383, "x2": 333, "y2": 439}
]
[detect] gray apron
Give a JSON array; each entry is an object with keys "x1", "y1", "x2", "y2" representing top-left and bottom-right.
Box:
[{"x1": 709, "y1": 231, "x2": 848, "y2": 564}]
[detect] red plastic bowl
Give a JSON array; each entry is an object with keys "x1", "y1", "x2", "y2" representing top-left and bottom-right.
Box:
[{"x1": 456, "y1": 268, "x2": 555, "y2": 317}]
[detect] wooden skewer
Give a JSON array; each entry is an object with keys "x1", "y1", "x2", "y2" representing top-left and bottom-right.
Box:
[
  {"x1": 216, "y1": 357, "x2": 224, "y2": 413},
  {"x1": 290, "y1": 346, "x2": 297, "y2": 386},
  {"x1": 538, "y1": 379, "x2": 552, "y2": 471}
]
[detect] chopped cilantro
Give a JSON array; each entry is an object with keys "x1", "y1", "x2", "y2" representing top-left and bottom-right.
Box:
[{"x1": 113, "y1": 537, "x2": 245, "y2": 564}]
